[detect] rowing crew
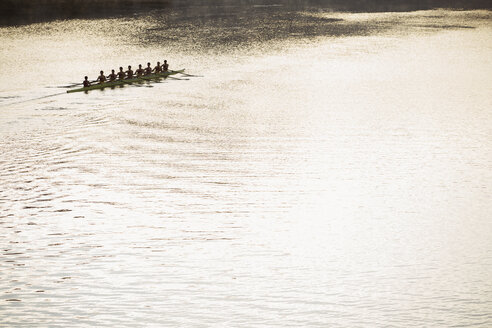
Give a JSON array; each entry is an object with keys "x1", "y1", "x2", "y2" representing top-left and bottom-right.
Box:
[{"x1": 83, "y1": 60, "x2": 170, "y2": 87}]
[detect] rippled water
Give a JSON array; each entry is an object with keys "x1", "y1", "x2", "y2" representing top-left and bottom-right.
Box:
[{"x1": 1, "y1": 5, "x2": 491, "y2": 327}]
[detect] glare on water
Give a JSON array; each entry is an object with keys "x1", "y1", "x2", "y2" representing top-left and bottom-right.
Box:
[{"x1": 0, "y1": 6, "x2": 491, "y2": 327}]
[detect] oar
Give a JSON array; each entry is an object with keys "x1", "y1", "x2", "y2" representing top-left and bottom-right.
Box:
[
  {"x1": 166, "y1": 76, "x2": 189, "y2": 81},
  {"x1": 116, "y1": 78, "x2": 151, "y2": 88},
  {"x1": 60, "y1": 80, "x2": 98, "y2": 88},
  {"x1": 117, "y1": 79, "x2": 140, "y2": 86},
  {"x1": 172, "y1": 71, "x2": 202, "y2": 77},
  {"x1": 131, "y1": 75, "x2": 157, "y2": 86},
  {"x1": 139, "y1": 75, "x2": 159, "y2": 81},
  {"x1": 139, "y1": 73, "x2": 173, "y2": 82}
]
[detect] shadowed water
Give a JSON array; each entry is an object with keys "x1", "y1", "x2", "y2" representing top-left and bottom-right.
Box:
[{"x1": 0, "y1": 3, "x2": 491, "y2": 327}]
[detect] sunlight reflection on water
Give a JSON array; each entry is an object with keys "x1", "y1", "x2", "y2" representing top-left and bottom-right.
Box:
[{"x1": 1, "y1": 7, "x2": 491, "y2": 327}]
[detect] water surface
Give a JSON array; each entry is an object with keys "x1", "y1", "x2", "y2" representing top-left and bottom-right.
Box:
[{"x1": 1, "y1": 5, "x2": 491, "y2": 327}]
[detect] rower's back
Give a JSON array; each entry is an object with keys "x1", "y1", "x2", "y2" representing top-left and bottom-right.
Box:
[
  {"x1": 126, "y1": 66, "x2": 133, "y2": 79},
  {"x1": 118, "y1": 67, "x2": 125, "y2": 79},
  {"x1": 83, "y1": 76, "x2": 90, "y2": 87}
]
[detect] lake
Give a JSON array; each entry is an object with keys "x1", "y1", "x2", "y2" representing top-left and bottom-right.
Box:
[{"x1": 1, "y1": 2, "x2": 491, "y2": 327}]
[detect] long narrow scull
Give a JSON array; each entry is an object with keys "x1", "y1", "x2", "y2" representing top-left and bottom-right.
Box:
[{"x1": 67, "y1": 69, "x2": 185, "y2": 93}]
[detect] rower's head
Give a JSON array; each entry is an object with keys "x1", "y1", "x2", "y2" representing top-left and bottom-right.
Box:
[
  {"x1": 111, "y1": 69, "x2": 115, "y2": 73},
  {"x1": 147, "y1": 62, "x2": 151, "y2": 67},
  {"x1": 100, "y1": 70, "x2": 104, "y2": 75},
  {"x1": 157, "y1": 62, "x2": 160, "y2": 65},
  {"x1": 139, "y1": 64, "x2": 142, "y2": 68},
  {"x1": 128, "y1": 65, "x2": 131, "y2": 69},
  {"x1": 119, "y1": 67, "x2": 123, "y2": 71},
  {"x1": 84, "y1": 76, "x2": 88, "y2": 80},
  {"x1": 164, "y1": 60, "x2": 167, "y2": 63}
]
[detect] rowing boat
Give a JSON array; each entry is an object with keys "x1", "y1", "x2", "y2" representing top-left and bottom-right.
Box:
[{"x1": 66, "y1": 69, "x2": 185, "y2": 93}]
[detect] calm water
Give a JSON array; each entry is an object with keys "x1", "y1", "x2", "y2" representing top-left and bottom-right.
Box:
[{"x1": 1, "y1": 5, "x2": 491, "y2": 327}]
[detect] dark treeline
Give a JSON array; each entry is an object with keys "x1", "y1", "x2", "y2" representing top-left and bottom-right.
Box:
[
  {"x1": 0, "y1": 0, "x2": 172, "y2": 26},
  {"x1": 310, "y1": 0, "x2": 492, "y2": 12},
  {"x1": 170, "y1": 0, "x2": 492, "y2": 11},
  {"x1": 1, "y1": 0, "x2": 491, "y2": 26}
]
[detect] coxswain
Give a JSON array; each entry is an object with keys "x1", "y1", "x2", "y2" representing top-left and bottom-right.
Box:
[
  {"x1": 153, "y1": 61, "x2": 162, "y2": 73},
  {"x1": 135, "y1": 64, "x2": 144, "y2": 77},
  {"x1": 83, "y1": 76, "x2": 90, "y2": 88},
  {"x1": 97, "y1": 70, "x2": 106, "y2": 84},
  {"x1": 144, "y1": 62, "x2": 152, "y2": 75},
  {"x1": 117, "y1": 67, "x2": 125, "y2": 80},
  {"x1": 162, "y1": 60, "x2": 169, "y2": 72},
  {"x1": 107, "y1": 69, "x2": 117, "y2": 82},
  {"x1": 125, "y1": 65, "x2": 133, "y2": 79}
]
